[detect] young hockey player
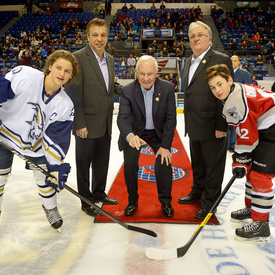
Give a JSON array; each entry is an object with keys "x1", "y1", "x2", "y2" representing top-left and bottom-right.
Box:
[
  {"x1": 0, "y1": 50, "x2": 79, "y2": 230},
  {"x1": 204, "y1": 64, "x2": 275, "y2": 243}
]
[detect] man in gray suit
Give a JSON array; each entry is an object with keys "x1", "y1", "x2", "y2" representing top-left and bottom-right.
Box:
[
  {"x1": 65, "y1": 18, "x2": 121, "y2": 217},
  {"x1": 178, "y1": 21, "x2": 234, "y2": 219}
]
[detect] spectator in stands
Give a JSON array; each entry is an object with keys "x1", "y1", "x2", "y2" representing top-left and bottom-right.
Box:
[
  {"x1": 169, "y1": 72, "x2": 177, "y2": 92},
  {"x1": 129, "y1": 4, "x2": 136, "y2": 12},
  {"x1": 119, "y1": 56, "x2": 127, "y2": 68},
  {"x1": 241, "y1": 32, "x2": 249, "y2": 43},
  {"x1": 253, "y1": 32, "x2": 260, "y2": 41},
  {"x1": 266, "y1": 6, "x2": 274, "y2": 16},
  {"x1": 251, "y1": 75, "x2": 258, "y2": 86},
  {"x1": 162, "y1": 47, "x2": 169, "y2": 57},
  {"x1": 272, "y1": 81, "x2": 275, "y2": 92},
  {"x1": 171, "y1": 41, "x2": 178, "y2": 53},
  {"x1": 75, "y1": 37, "x2": 84, "y2": 50},
  {"x1": 151, "y1": 40, "x2": 158, "y2": 53},
  {"x1": 146, "y1": 47, "x2": 154, "y2": 57},
  {"x1": 127, "y1": 54, "x2": 136, "y2": 68},
  {"x1": 150, "y1": 3, "x2": 157, "y2": 13},
  {"x1": 162, "y1": 41, "x2": 170, "y2": 52},
  {"x1": 94, "y1": 7, "x2": 100, "y2": 16},
  {"x1": 121, "y1": 68, "x2": 128, "y2": 79},
  {"x1": 229, "y1": 38, "x2": 238, "y2": 55},
  {"x1": 105, "y1": 43, "x2": 116, "y2": 57},
  {"x1": 25, "y1": 0, "x2": 32, "y2": 14},
  {"x1": 241, "y1": 41, "x2": 248, "y2": 56},
  {"x1": 132, "y1": 45, "x2": 141, "y2": 58},
  {"x1": 105, "y1": 0, "x2": 112, "y2": 16},
  {"x1": 131, "y1": 23, "x2": 139, "y2": 35},
  {"x1": 120, "y1": 30, "x2": 127, "y2": 41},
  {"x1": 220, "y1": 28, "x2": 228, "y2": 40},
  {"x1": 175, "y1": 47, "x2": 184, "y2": 57},
  {"x1": 122, "y1": 3, "x2": 128, "y2": 13},
  {"x1": 128, "y1": 70, "x2": 135, "y2": 79},
  {"x1": 256, "y1": 54, "x2": 264, "y2": 65},
  {"x1": 23, "y1": 51, "x2": 31, "y2": 64},
  {"x1": 100, "y1": 7, "x2": 105, "y2": 19},
  {"x1": 20, "y1": 30, "x2": 27, "y2": 38},
  {"x1": 30, "y1": 55, "x2": 40, "y2": 69},
  {"x1": 45, "y1": 7, "x2": 52, "y2": 16}
]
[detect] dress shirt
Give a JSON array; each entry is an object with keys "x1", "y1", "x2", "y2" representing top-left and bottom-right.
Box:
[
  {"x1": 91, "y1": 47, "x2": 109, "y2": 91},
  {"x1": 188, "y1": 47, "x2": 210, "y2": 85}
]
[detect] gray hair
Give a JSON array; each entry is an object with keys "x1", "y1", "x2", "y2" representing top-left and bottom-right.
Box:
[
  {"x1": 136, "y1": 55, "x2": 158, "y2": 73},
  {"x1": 188, "y1": 21, "x2": 213, "y2": 47}
]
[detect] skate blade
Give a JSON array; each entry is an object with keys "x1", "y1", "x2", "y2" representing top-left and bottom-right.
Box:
[
  {"x1": 230, "y1": 218, "x2": 252, "y2": 223},
  {"x1": 234, "y1": 235, "x2": 270, "y2": 243}
]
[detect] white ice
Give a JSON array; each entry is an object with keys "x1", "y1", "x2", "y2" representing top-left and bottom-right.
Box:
[{"x1": 0, "y1": 113, "x2": 275, "y2": 275}]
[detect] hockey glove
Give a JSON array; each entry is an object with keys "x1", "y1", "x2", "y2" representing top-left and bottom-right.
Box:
[
  {"x1": 232, "y1": 153, "x2": 252, "y2": 178},
  {"x1": 45, "y1": 163, "x2": 71, "y2": 192}
]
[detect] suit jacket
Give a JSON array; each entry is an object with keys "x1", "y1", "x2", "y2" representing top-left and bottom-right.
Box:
[
  {"x1": 117, "y1": 78, "x2": 176, "y2": 151},
  {"x1": 65, "y1": 45, "x2": 121, "y2": 139},
  {"x1": 183, "y1": 48, "x2": 234, "y2": 140},
  {"x1": 234, "y1": 67, "x2": 252, "y2": 84}
]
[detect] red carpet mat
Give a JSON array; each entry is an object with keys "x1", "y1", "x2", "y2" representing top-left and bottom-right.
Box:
[{"x1": 96, "y1": 130, "x2": 219, "y2": 224}]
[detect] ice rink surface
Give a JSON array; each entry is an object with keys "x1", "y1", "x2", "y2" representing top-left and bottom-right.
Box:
[{"x1": 1, "y1": 114, "x2": 275, "y2": 275}]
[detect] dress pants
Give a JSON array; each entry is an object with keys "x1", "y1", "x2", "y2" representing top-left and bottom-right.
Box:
[
  {"x1": 189, "y1": 137, "x2": 227, "y2": 210},
  {"x1": 123, "y1": 129, "x2": 172, "y2": 204},
  {"x1": 75, "y1": 132, "x2": 111, "y2": 208}
]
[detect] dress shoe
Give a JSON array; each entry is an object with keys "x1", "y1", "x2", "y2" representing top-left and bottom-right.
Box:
[
  {"x1": 94, "y1": 196, "x2": 118, "y2": 205},
  {"x1": 81, "y1": 206, "x2": 103, "y2": 217},
  {"x1": 162, "y1": 203, "x2": 174, "y2": 217},
  {"x1": 125, "y1": 203, "x2": 138, "y2": 216},
  {"x1": 195, "y1": 208, "x2": 217, "y2": 219},
  {"x1": 178, "y1": 194, "x2": 200, "y2": 204}
]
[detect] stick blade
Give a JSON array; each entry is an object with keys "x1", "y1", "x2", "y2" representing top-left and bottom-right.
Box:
[
  {"x1": 145, "y1": 247, "x2": 177, "y2": 260},
  {"x1": 128, "y1": 225, "x2": 157, "y2": 237}
]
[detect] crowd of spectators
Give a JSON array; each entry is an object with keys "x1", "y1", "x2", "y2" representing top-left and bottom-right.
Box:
[{"x1": 212, "y1": 5, "x2": 275, "y2": 62}]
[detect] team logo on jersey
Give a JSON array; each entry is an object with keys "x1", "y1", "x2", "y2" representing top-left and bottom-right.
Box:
[
  {"x1": 226, "y1": 106, "x2": 238, "y2": 119},
  {"x1": 138, "y1": 165, "x2": 189, "y2": 182},
  {"x1": 11, "y1": 67, "x2": 22, "y2": 74},
  {"x1": 25, "y1": 102, "x2": 46, "y2": 143}
]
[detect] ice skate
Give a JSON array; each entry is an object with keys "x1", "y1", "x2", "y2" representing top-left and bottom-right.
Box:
[
  {"x1": 235, "y1": 220, "x2": 270, "y2": 243},
  {"x1": 42, "y1": 205, "x2": 63, "y2": 230},
  {"x1": 231, "y1": 207, "x2": 251, "y2": 223}
]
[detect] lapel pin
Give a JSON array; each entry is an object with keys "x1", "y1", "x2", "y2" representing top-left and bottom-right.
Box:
[
  {"x1": 202, "y1": 59, "x2": 206, "y2": 64},
  {"x1": 155, "y1": 97, "x2": 159, "y2": 101}
]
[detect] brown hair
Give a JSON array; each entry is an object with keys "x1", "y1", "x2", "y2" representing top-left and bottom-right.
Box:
[
  {"x1": 204, "y1": 64, "x2": 231, "y2": 84},
  {"x1": 43, "y1": 50, "x2": 79, "y2": 82},
  {"x1": 86, "y1": 18, "x2": 109, "y2": 36}
]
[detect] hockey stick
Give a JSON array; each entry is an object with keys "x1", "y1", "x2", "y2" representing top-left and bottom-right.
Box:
[
  {"x1": 145, "y1": 174, "x2": 237, "y2": 260},
  {"x1": 0, "y1": 139, "x2": 157, "y2": 238}
]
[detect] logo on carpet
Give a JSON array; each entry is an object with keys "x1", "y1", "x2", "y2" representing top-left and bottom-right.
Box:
[
  {"x1": 138, "y1": 165, "x2": 189, "y2": 182},
  {"x1": 141, "y1": 147, "x2": 180, "y2": 155}
]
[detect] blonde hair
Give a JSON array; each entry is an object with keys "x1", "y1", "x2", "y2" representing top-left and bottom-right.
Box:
[
  {"x1": 43, "y1": 50, "x2": 79, "y2": 82},
  {"x1": 86, "y1": 18, "x2": 109, "y2": 36}
]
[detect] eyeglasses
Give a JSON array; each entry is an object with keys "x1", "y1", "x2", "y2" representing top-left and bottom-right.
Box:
[{"x1": 189, "y1": 33, "x2": 209, "y2": 40}]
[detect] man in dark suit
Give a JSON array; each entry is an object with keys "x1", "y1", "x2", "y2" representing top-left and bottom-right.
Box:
[
  {"x1": 228, "y1": 55, "x2": 252, "y2": 152},
  {"x1": 117, "y1": 55, "x2": 176, "y2": 217},
  {"x1": 178, "y1": 21, "x2": 234, "y2": 219},
  {"x1": 65, "y1": 18, "x2": 121, "y2": 217}
]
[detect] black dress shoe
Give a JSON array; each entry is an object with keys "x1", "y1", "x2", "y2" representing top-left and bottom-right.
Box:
[
  {"x1": 81, "y1": 206, "x2": 103, "y2": 217},
  {"x1": 125, "y1": 203, "x2": 138, "y2": 216},
  {"x1": 178, "y1": 194, "x2": 200, "y2": 204},
  {"x1": 94, "y1": 196, "x2": 119, "y2": 205},
  {"x1": 162, "y1": 203, "x2": 174, "y2": 217},
  {"x1": 195, "y1": 208, "x2": 217, "y2": 219}
]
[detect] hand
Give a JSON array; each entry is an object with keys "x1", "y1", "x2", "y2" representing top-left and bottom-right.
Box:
[
  {"x1": 128, "y1": 134, "x2": 146, "y2": 150},
  {"x1": 76, "y1": 127, "x2": 88, "y2": 139},
  {"x1": 155, "y1": 147, "x2": 172, "y2": 166},
  {"x1": 215, "y1": 130, "x2": 227, "y2": 139},
  {"x1": 45, "y1": 163, "x2": 71, "y2": 192},
  {"x1": 232, "y1": 166, "x2": 247, "y2": 178}
]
